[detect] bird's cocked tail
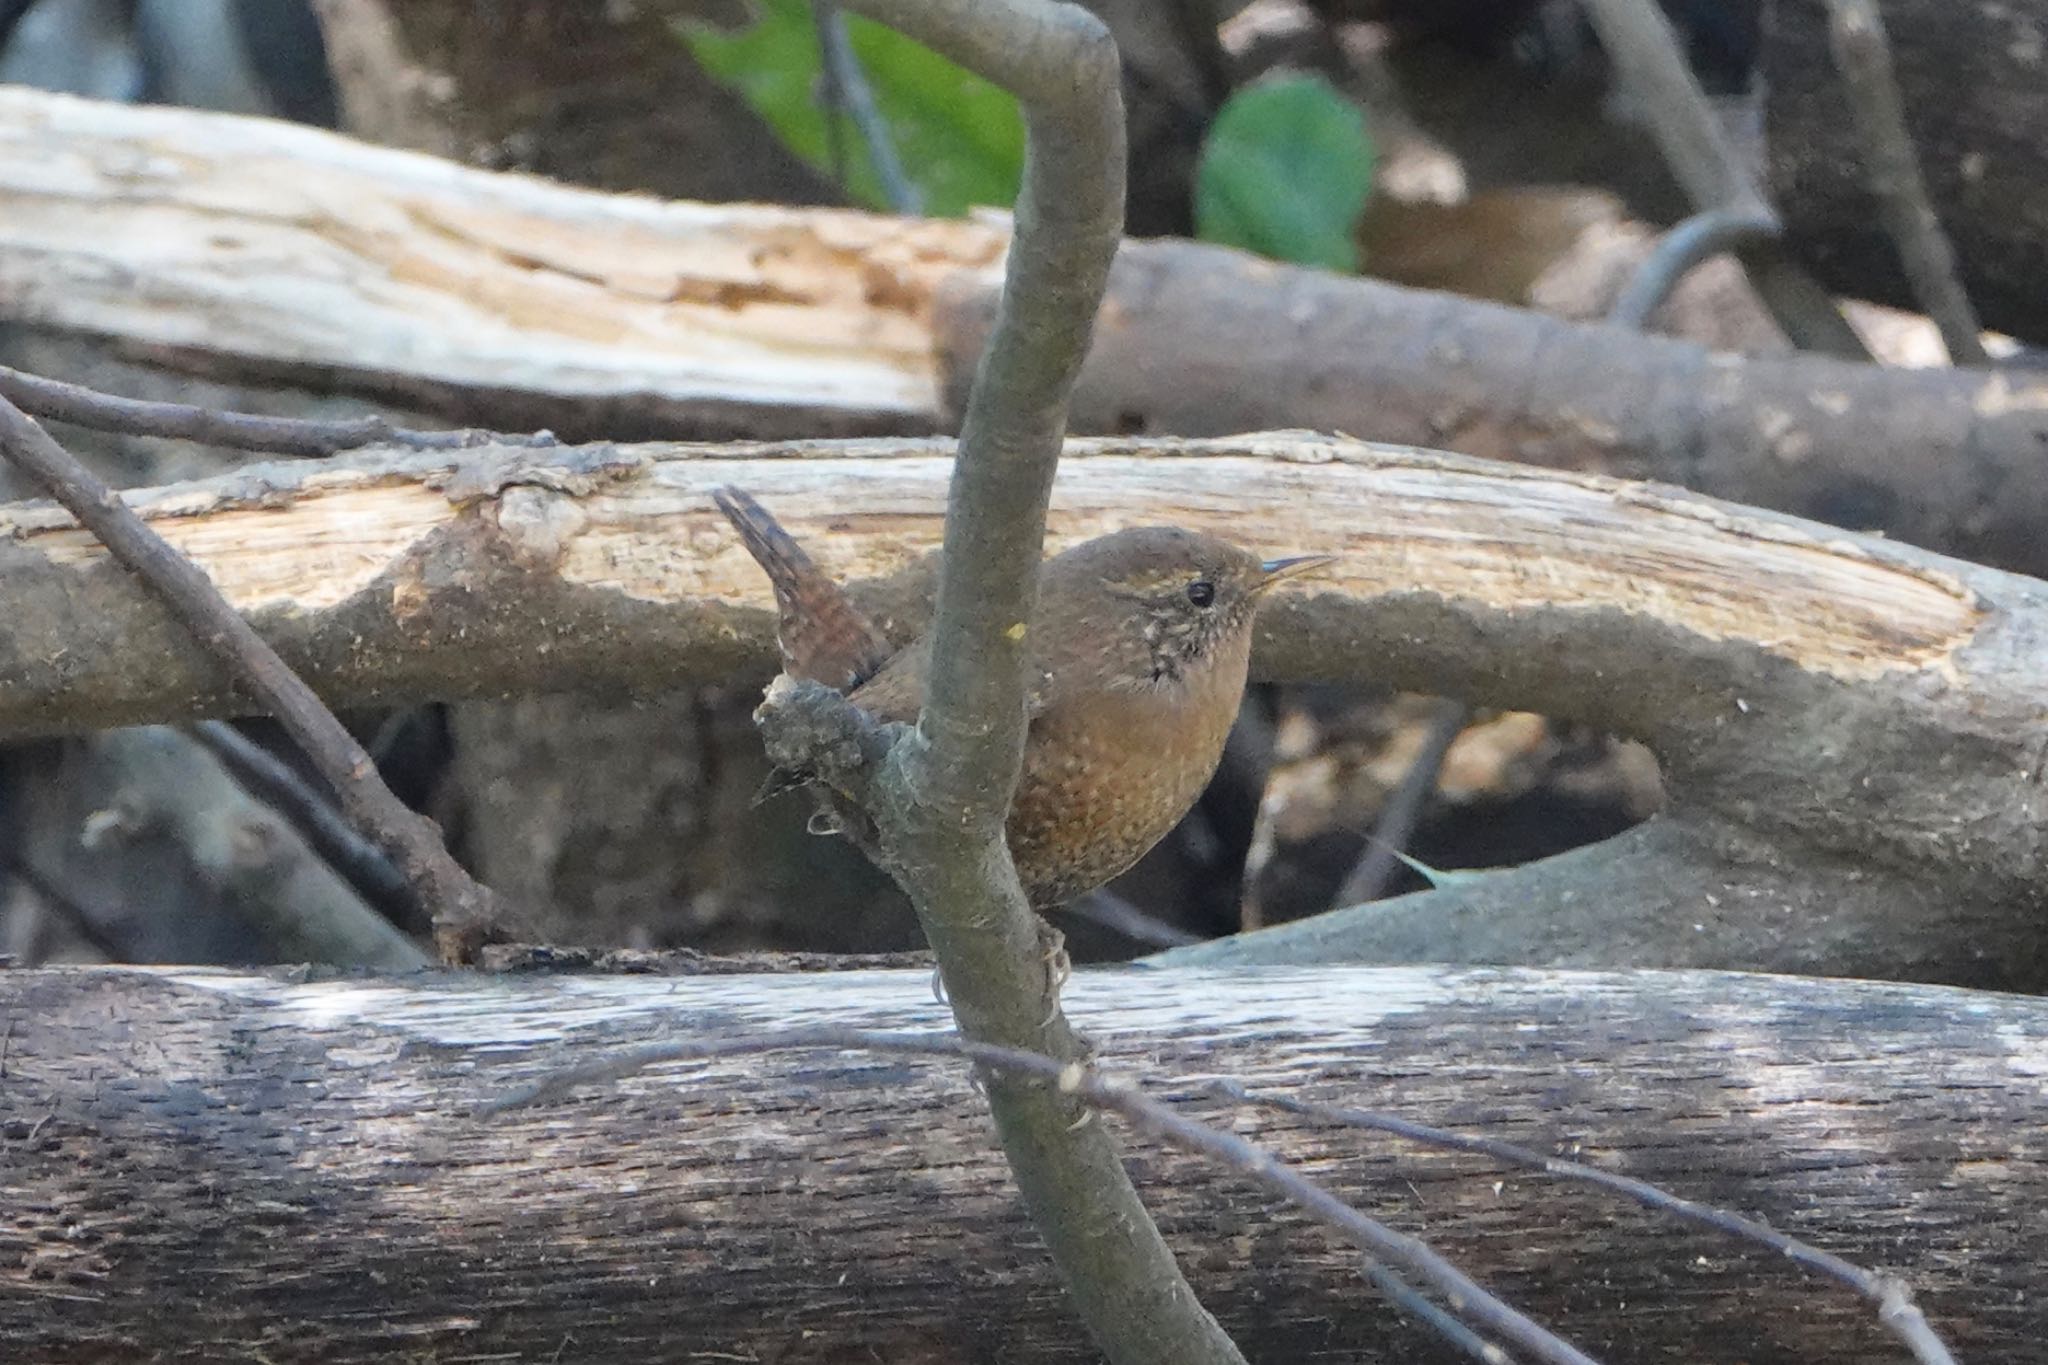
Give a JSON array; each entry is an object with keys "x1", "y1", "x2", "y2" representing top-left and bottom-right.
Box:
[{"x1": 713, "y1": 486, "x2": 894, "y2": 692}]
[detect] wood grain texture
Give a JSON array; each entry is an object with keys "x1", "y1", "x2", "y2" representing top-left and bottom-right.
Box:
[
  {"x1": 0, "y1": 433, "x2": 2009, "y2": 734},
  {"x1": 0, "y1": 87, "x2": 1002, "y2": 438},
  {"x1": 0, "y1": 433, "x2": 2041, "y2": 985},
  {"x1": 0, "y1": 964, "x2": 2040, "y2": 1362},
  {"x1": 4, "y1": 86, "x2": 2046, "y2": 569}
]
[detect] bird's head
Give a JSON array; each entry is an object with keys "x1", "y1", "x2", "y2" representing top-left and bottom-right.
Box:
[{"x1": 1052, "y1": 526, "x2": 1333, "y2": 686}]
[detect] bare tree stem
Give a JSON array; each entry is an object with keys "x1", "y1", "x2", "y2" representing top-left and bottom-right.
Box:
[
  {"x1": 752, "y1": 3, "x2": 1249, "y2": 1362},
  {"x1": 1578, "y1": 0, "x2": 1870, "y2": 359},
  {"x1": 1823, "y1": 0, "x2": 1988, "y2": 365},
  {"x1": 0, "y1": 394, "x2": 510, "y2": 961}
]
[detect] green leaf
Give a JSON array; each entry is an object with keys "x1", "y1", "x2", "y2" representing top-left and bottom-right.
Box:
[
  {"x1": 1195, "y1": 74, "x2": 1375, "y2": 272},
  {"x1": 677, "y1": 0, "x2": 1023, "y2": 217}
]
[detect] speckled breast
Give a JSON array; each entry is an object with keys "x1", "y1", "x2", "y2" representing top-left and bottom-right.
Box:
[{"x1": 1004, "y1": 642, "x2": 1253, "y2": 909}]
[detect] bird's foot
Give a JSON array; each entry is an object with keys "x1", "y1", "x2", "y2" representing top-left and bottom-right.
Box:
[{"x1": 1037, "y1": 920, "x2": 1071, "y2": 1028}]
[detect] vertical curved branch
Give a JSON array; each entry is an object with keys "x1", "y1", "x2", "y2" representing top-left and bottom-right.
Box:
[
  {"x1": 1578, "y1": 0, "x2": 1871, "y2": 360},
  {"x1": 849, "y1": 0, "x2": 1125, "y2": 828},
  {"x1": 761, "y1": 4, "x2": 1251, "y2": 1363}
]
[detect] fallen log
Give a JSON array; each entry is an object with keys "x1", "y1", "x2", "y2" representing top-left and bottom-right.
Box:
[
  {"x1": 3, "y1": 88, "x2": 2047, "y2": 577},
  {"x1": 0, "y1": 964, "x2": 2037, "y2": 1363},
  {"x1": 0, "y1": 87, "x2": 1002, "y2": 440},
  {"x1": 0, "y1": 432, "x2": 2042, "y2": 988},
  {"x1": 935, "y1": 238, "x2": 2048, "y2": 577}
]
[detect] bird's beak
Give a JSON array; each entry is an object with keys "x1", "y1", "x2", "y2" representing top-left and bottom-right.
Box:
[{"x1": 1253, "y1": 554, "x2": 1336, "y2": 595}]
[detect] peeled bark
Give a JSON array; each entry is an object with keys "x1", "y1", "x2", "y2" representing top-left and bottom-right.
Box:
[
  {"x1": 3, "y1": 88, "x2": 2046, "y2": 983},
  {"x1": 0, "y1": 963, "x2": 2038, "y2": 1363},
  {"x1": 4, "y1": 88, "x2": 2047, "y2": 574},
  {"x1": 296, "y1": 0, "x2": 961, "y2": 959},
  {"x1": 0, "y1": 432, "x2": 2041, "y2": 988},
  {"x1": 0, "y1": 87, "x2": 1002, "y2": 441}
]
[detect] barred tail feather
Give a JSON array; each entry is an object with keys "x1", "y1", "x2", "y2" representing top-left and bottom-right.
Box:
[{"x1": 713, "y1": 486, "x2": 893, "y2": 690}]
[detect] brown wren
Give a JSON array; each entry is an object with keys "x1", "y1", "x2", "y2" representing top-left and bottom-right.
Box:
[{"x1": 715, "y1": 488, "x2": 1331, "y2": 911}]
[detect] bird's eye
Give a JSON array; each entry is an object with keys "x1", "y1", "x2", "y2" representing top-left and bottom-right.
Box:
[{"x1": 1185, "y1": 579, "x2": 1216, "y2": 608}]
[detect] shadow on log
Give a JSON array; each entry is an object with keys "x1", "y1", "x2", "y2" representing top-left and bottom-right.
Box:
[{"x1": 0, "y1": 964, "x2": 2040, "y2": 1362}]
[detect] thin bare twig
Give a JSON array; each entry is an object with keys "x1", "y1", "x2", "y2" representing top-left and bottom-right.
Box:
[
  {"x1": 492, "y1": 1026, "x2": 1603, "y2": 1365},
  {"x1": 189, "y1": 720, "x2": 423, "y2": 933},
  {"x1": 1220, "y1": 1083, "x2": 1957, "y2": 1365},
  {"x1": 1364, "y1": 1259, "x2": 1517, "y2": 1365},
  {"x1": 1333, "y1": 697, "x2": 1466, "y2": 908},
  {"x1": 1578, "y1": 0, "x2": 1870, "y2": 360},
  {"x1": 1608, "y1": 205, "x2": 1778, "y2": 330},
  {"x1": 1823, "y1": 0, "x2": 1988, "y2": 365},
  {"x1": 814, "y1": 2, "x2": 924, "y2": 215},
  {"x1": 0, "y1": 365, "x2": 554, "y2": 458},
  {"x1": 0, "y1": 394, "x2": 510, "y2": 961},
  {"x1": 1065, "y1": 888, "x2": 1202, "y2": 949},
  {"x1": 93, "y1": 727, "x2": 431, "y2": 970}
]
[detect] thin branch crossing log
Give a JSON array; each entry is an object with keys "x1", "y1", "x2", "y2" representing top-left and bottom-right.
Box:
[{"x1": 0, "y1": 964, "x2": 2040, "y2": 1363}]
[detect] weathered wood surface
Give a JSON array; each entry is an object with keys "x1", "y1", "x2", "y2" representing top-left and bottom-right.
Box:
[
  {"x1": 0, "y1": 432, "x2": 2043, "y2": 987},
  {"x1": 1764, "y1": 0, "x2": 2048, "y2": 345},
  {"x1": 5, "y1": 88, "x2": 2048, "y2": 576},
  {"x1": 0, "y1": 432, "x2": 2008, "y2": 739},
  {"x1": 1, "y1": 964, "x2": 2041, "y2": 1363},
  {"x1": 0, "y1": 87, "x2": 1002, "y2": 439}
]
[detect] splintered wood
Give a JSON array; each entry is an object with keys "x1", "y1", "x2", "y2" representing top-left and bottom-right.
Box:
[{"x1": 0, "y1": 88, "x2": 1004, "y2": 426}]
